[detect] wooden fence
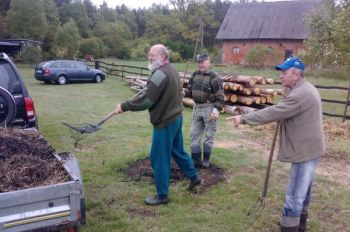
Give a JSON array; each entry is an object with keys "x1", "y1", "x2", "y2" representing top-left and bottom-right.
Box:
[{"x1": 87, "y1": 60, "x2": 350, "y2": 122}]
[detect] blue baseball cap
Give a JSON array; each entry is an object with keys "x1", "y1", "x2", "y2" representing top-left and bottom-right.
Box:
[{"x1": 276, "y1": 56, "x2": 304, "y2": 70}]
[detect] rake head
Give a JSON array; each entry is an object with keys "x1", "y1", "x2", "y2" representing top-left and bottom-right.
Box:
[
  {"x1": 62, "y1": 122, "x2": 101, "y2": 134},
  {"x1": 246, "y1": 195, "x2": 266, "y2": 218}
]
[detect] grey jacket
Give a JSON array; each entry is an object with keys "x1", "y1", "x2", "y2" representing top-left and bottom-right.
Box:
[{"x1": 242, "y1": 79, "x2": 325, "y2": 163}]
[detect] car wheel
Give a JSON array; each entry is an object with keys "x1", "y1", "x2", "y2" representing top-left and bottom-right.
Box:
[
  {"x1": 0, "y1": 87, "x2": 16, "y2": 127},
  {"x1": 94, "y1": 74, "x2": 102, "y2": 83},
  {"x1": 57, "y1": 75, "x2": 67, "y2": 85}
]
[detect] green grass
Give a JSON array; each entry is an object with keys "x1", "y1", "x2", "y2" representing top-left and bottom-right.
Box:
[{"x1": 17, "y1": 62, "x2": 350, "y2": 232}]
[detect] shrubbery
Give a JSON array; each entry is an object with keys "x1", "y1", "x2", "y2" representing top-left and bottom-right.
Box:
[
  {"x1": 245, "y1": 44, "x2": 282, "y2": 68},
  {"x1": 16, "y1": 45, "x2": 42, "y2": 65}
]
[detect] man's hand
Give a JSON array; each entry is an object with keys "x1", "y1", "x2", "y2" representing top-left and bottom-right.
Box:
[
  {"x1": 114, "y1": 104, "x2": 124, "y2": 115},
  {"x1": 209, "y1": 108, "x2": 220, "y2": 121},
  {"x1": 226, "y1": 115, "x2": 241, "y2": 128}
]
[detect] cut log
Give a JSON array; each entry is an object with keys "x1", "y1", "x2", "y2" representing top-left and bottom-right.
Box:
[
  {"x1": 266, "y1": 78, "x2": 275, "y2": 84},
  {"x1": 237, "y1": 105, "x2": 257, "y2": 114},
  {"x1": 224, "y1": 94, "x2": 238, "y2": 103},
  {"x1": 261, "y1": 94, "x2": 274, "y2": 104},
  {"x1": 129, "y1": 81, "x2": 145, "y2": 89},
  {"x1": 260, "y1": 96, "x2": 267, "y2": 104},
  {"x1": 224, "y1": 76, "x2": 256, "y2": 87},
  {"x1": 251, "y1": 96, "x2": 261, "y2": 104},
  {"x1": 254, "y1": 76, "x2": 267, "y2": 85},
  {"x1": 223, "y1": 82, "x2": 243, "y2": 91},
  {"x1": 239, "y1": 88, "x2": 252, "y2": 96},
  {"x1": 276, "y1": 89, "x2": 284, "y2": 95},
  {"x1": 237, "y1": 96, "x2": 253, "y2": 105},
  {"x1": 130, "y1": 86, "x2": 142, "y2": 92},
  {"x1": 260, "y1": 88, "x2": 277, "y2": 96},
  {"x1": 224, "y1": 105, "x2": 242, "y2": 116}
]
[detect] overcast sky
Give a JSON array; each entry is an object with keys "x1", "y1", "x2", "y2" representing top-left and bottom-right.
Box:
[{"x1": 90, "y1": 0, "x2": 285, "y2": 10}]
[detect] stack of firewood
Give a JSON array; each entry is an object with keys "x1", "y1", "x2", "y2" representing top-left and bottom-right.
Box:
[{"x1": 126, "y1": 73, "x2": 283, "y2": 115}]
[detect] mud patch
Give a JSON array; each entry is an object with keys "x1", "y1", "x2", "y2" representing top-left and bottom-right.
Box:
[
  {"x1": 0, "y1": 128, "x2": 69, "y2": 193},
  {"x1": 122, "y1": 158, "x2": 228, "y2": 191}
]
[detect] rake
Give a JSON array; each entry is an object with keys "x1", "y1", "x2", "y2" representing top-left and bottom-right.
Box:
[
  {"x1": 62, "y1": 111, "x2": 115, "y2": 134},
  {"x1": 247, "y1": 121, "x2": 280, "y2": 217}
]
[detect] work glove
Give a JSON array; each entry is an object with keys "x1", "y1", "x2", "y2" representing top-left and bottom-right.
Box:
[{"x1": 209, "y1": 108, "x2": 220, "y2": 121}]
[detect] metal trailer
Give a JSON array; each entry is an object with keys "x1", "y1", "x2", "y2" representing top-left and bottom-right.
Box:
[{"x1": 0, "y1": 153, "x2": 85, "y2": 232}]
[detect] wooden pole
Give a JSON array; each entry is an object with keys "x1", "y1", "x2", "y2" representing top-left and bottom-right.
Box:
[{"x1": 343, "y1": 86, "x2": 350, "y2": 122}]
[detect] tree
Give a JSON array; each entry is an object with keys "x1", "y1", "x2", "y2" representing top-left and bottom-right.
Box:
[
  {"x1": 304, "y1": 0, "x2": 350, "y2": 69},
  {"x1": 58, "y1": 1, "x2": 91, "y2": 38},
  {"x1": 79, "y1": 37, "x2": 103, "y2": 58},
  {"x1": 57, "y1": 18, "x2": 81, "y2": 58},
  {"x1": 16, "y1": 45, "x2": 42, "y2": 65},
  {"x1": 41, "y1": 0, "x2": 61, "y2": 58},
  {"x1": 0, "y1": 15, "x2": 10, "y2": 39},
  {"x1": 7, "y1": 0, "x2": 48, "y2": 40},
  {"x1": 0, "y1": 0, "x2": 10, "y2": 15}
]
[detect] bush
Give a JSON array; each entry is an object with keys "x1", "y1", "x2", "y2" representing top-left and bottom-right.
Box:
[
  {"x1": 168, "y1": 49, "x2": 183, "y2": 63},
  {"x1": 16, "y1": 46, "x2": 42, "y2": 65},
  {"x1": 130, "y1": 40, "x2": 151, "y2": 60},
  {"x1": 165, "y1": 41, "x2": 194, "y2": 60},
  {"x1": 245, "y1": 44, "x2": 282, "y2": 68},
  {"x1": 79, "y1": 37, "x2": 104, "y2": 59}
]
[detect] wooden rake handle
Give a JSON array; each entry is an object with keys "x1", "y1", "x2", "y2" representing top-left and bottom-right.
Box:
[
  {"x1": 96, "y1": 111, "x2": 116, "y2": 127},
  {"x1": 261, "y1": 121, "x2": 280, "y2": 198}
]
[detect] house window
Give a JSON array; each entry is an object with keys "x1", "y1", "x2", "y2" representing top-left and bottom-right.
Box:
[
  {"x1": 232, "y1": 47, "x2": 240, "y2": 54},
  {"x1": 284, "y1": 49, "x2": 293, "y2": 60}
]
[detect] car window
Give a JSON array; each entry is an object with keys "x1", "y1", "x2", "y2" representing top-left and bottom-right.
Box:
[
  {"x1": 50, "y1": 62, "x2": 62, "y2": 68},
  {"x1": 75, "y1": 61, "x2": 87, "y2": 70},
  {"x1": 62, "y1": 61, "x2": 75, "y2": 68},
  {"x1": 42, "y1": 61, "x2": 53, "y2": 68},
  {"x1": 0, "y1": 61, "x2": 14, "y2": 90}
]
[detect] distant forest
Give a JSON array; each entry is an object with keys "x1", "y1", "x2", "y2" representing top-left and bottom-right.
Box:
[{"x1": 0, "y1": 0, "x2": 349, "y2": 69}]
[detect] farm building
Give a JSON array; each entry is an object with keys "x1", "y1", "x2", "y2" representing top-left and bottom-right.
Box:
[
  {"x1": 0, "y1": 39, "x2": 41, "y2": 57},
  {"x1": 216, "y1": 0, "x2": 319, "y2": 66}
]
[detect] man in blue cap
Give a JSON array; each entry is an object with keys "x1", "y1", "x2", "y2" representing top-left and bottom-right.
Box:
[{"x1": 228, "y1": 56, "x2": 325, "y2": 232}]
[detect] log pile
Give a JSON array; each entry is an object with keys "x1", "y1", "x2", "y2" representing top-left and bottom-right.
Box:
[{"x1": 126, "y1": 73, "x2": 283, "y2": 116}]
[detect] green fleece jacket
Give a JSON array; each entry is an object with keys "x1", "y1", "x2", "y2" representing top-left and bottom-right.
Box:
[{"x1": 121, "y1": 63, "x2": 183, "y2": 128}]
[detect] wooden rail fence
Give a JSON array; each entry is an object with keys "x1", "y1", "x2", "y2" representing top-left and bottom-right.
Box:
[{"x1": 87, "y1": 60, "x2": 350, "y2": 122}]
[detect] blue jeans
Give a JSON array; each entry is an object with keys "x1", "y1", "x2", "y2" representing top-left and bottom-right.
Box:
[{"x1": 283, "y1": 157, "x2": 321, "y2": 218}]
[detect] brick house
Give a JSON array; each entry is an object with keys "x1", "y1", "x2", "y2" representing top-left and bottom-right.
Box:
[{"x1": 215, "y1": 1, "x2": 318, "y2": 66}]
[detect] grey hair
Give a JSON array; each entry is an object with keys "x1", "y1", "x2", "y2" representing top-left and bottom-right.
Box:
[
  {"x1": 291, "y1": 67, "x2": 304, "y2": 78},
  {"x1": 159, "y1": 45, "x2": 169, "y2": 59}
]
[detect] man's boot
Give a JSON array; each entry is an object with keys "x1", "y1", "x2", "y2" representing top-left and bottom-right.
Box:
[
  {"x1": 202, "y1": 152, "x2": 211, "y2": 168},
  {"x1": 191, "y1": 152, "x2": 202, "y2": 167},
  {"x1": 298, "y1": 213, "x2": 308, "y2": 232}
]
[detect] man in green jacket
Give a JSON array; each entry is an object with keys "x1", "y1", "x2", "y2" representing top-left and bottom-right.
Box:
[
  {"x1": 229, "y1": 57, "x2": 325, "y2": 232},
  {"x1": 114, "y1": 44, "x2": 201, "y2": 205},
  {"x1": 184, "y1": 54, "x2": 224, "y2": 168}
]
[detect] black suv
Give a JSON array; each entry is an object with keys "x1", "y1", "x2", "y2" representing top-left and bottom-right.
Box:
[{"x1": 0, "y1": 53, "x2": 37, "y2": 128}]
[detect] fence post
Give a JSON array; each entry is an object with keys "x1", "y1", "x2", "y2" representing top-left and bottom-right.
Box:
[
  {"x1": 121, "y1": 65, "x2": 124, "y2": 80},
  {"x1": 343, "y1": 86, "x2": 350, "y2": 122},
  {"x1": 95, "y1": 60, "x2": 100, "y2": 70},
  {"x1": 141, "y1": 68, "x2": 143, "y2": 77}
]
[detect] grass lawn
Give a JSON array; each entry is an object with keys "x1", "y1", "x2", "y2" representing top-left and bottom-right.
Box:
[{"x1": 17, "y1": 62, "x2": 350, "y2": 232}]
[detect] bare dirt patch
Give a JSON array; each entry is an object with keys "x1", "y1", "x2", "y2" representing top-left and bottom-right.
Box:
[
  {"x1": 0, "y1": 128, "x2": 69, "y2": 193},
  {"x1": 122, "y1": 157, "x2": 228, "y2": 191}
]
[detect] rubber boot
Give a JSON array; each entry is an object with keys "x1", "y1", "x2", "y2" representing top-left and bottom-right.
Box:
[
  {"x1": 202, "y1": 152, "x2": 211, "y2": 168},
  {"x1": 298, "y1": 213, "x2": 308, "y2": 232},
  {"x1": 280, "y1": 225, "x2": 299, "y2": 232},
  {"x1": 191, "y1": 152, "x2": 202, "y2": 167}
]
